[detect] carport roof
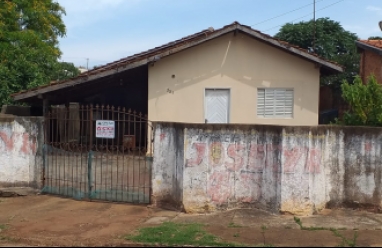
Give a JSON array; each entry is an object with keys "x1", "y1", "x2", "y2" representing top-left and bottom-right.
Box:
[{"x1": 13, "y1": 21, "x2": 344, "y2": 102}]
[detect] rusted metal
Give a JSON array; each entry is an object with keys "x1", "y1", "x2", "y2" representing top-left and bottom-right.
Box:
[{"x1": 42, "y1": 104, "x2": 152, "y2": 204}]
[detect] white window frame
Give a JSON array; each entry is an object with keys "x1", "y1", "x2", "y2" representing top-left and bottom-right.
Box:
[{"x1": 257, "y1": 88, "x2": 294, "y2": 119}]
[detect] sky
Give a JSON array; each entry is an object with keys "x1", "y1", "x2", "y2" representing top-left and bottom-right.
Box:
[{"x1": 55, "y1": 0, "x2": 382, "y2": 69}]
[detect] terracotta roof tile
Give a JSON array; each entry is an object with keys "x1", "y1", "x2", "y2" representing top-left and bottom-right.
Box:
[
  {"x1": 12, "y1": 21, "x2": 343, "y2": 99},
  {"x1": 358, "y1": 39, "x2": 382, "y2": 49}
]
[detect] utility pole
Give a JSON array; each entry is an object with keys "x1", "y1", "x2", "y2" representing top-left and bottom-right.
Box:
[{"x1": 313, "y1": 0, "x2": 316, "y2": 52}]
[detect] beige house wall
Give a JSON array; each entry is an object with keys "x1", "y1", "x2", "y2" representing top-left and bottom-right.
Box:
[{"x1": 148, "y1": 32, "x2": 320, "y2": 126}]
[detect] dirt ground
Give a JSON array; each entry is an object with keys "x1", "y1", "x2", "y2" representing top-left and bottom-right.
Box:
[
  {"x1": 0, "y1": 195, "x2": 150, "y2": 247},
  {"x1": 1, "y1": 195, "x2": 382, "y2": 247}
]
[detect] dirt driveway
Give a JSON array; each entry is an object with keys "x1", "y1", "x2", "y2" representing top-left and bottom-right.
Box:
[
  {"x1": 0, "y1": 195, "x2": 150, "y2": 247},
  {"x1": 1, "y1": 195, "x2": 382, "y2": 247}
]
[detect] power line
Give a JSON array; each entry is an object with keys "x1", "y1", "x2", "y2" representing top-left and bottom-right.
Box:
[
  {"x1": 250, "y1": 0, "x2": 325, "y2": 27},
  {"x1": 263, "y1": 0, "x2": 345, "y2": 32},
  {"x1": 60, "y1": 56, "x2": 110, "y2": 63}
]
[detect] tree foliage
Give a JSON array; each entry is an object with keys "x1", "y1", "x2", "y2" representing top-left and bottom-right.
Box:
[
  {"x1": 274, "y1": 18, "x2": 359, "y2": 90},
  {"x1": 368, "y1": 36, "x2": 382, "y2": 40},
  {"x1": 340, "y1": 75, "x2": 382, "y2": 126},
  {"x1": 0, "y1": 0, "x2": 79, "y2": 106}
]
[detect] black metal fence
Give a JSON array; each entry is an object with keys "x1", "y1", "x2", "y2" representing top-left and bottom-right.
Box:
[{"x1": 42, "y1": 104, "x2": 152, "y2": 204}]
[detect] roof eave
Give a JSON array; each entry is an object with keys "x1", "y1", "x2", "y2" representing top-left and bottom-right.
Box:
[
  {"x1": 12, "y1": 25, "x2": 238, "y2": 102},
  {"x1": 13, "y1": 23, "x2": 343, "y2": 101},
  {"x1": 355, "y1": 40, "x2": 382, "y2": 56}
]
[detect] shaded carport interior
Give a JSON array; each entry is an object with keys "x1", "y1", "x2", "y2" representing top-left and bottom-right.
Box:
[{"x1": 18, "y1": 65, "x2": 148, "y2": 115}]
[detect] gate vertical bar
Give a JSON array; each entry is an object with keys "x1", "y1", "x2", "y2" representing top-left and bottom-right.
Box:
[
  {"x1": 88, "y1": 105, "x2": 93, "y2": 198},
  {"x1": 42, "y1": 99, "x2": 49, "y2": 190},
  {"x1": 138, "y1": 112, "x2": 142, "y2": 203},
  {"x1": 122, "y1": 108, "x2": 126, "y2": 202},
  {"x1": 88, "y1": 150, "x2": 93, "y2": 199},
  {"x1": 108, "y1": 105, "x2": 112, "y2": 201},
  {"x1": 116, "y1": 106, "x2": 120, "y2": 201},
  {"x1": 133, "y1": 110, "x2": 139, "y2": 201}
]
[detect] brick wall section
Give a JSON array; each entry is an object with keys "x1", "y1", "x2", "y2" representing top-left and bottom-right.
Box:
[{"x1": 360, "y1": 50, "x2": 382, "y2": 83}]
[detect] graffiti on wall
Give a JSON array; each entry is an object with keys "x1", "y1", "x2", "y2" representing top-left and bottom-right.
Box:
[
  {"x1": 283, "y1": 147, "x2": 321, "y2": 173},
  {"x1": 186, "y1": 141, "x2": 322, "y2": 173},
  {"x1": 0, "y1": 131, "x2": 37, "y2": 155},
  {"x1": 186, "y1": 143, "x2": 207, "y2": 167},
  {"x1": 185, "y1": 139, "x2": 322, "y2": 204}
]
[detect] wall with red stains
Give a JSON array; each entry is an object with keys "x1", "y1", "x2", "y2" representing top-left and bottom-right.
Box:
[
  {"x1": 152, "y1": 124, "x2": 184, "y2": 209},
  {"x1": 152, "y1": 123, "x2": 382, "y2": 215},
  {"x1": 183, "y1": 126, "x2": 282, "y2": 213},
  {"x1": 0, "y1": 116, "x2": 44, "y2": 188}
]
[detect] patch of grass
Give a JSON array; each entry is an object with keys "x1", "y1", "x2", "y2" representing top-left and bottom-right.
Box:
[
  {"x1": 260, "y1": 225, "x2": 271, "y2": 246},
  {"x1": 293, "y1": 217, "x2": 303, "y2": 229},
  {"x1": 293, "y1": 217, "x2": 329, "y2": 231},
  {"x1": 332, "y1": 229, "x2": 358, "y2": 247},
  {"x1": 253, "y1": 244, "x2": 274, "y2": 247},
  {"x1": 233, "y1": 233, "x2": 240, "y2": 238},
  {"x1": 228, "y1": 222, "x2": 242, "y2": 228},
  {"x1": 126, "y1": 222, "x2": 240, "y2": 247},
  {"x1": 293, "y1": 217, "x2": 357, "y2": 247},
  {"x1": 0, "y1": 236, "x2": 14, "y2": 242},
  {"x1": 304, "y1": 226, "x2": 329, "y2": 231},
  {"x1": 0, "y1": 224, "x2": 16, "y2": 243}
]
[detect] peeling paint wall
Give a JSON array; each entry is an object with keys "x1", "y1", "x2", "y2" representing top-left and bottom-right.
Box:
[
  {"x1": 182, "y1": 126, "x2": 282, "y2": 213},
  {"x1": 152, "y1": 123, "x2": 184, "y2": 209},
  {"x1": 0, "y1": 116, "x2": 44, "y2": 188},
  {"x1": 152, "y1": 123, "x2": 382, "y2": 215}
]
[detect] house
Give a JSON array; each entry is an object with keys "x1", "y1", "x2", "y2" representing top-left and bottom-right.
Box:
[
  {"x1": 356, "y1": 39, "x2": 382, "y2": 83},
  {"x1": 12, "y1": 22, "x2": 343, "y2": 155},
  {"x1": 9, "y1": 22, "x2": 344, "y2": 207}
]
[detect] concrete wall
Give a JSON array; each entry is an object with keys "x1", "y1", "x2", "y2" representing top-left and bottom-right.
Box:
[
  {"x1": 148, "y1": 32, "x2": 320, "y2": 126},
  {"x1": 152, "y1": 122, "x2": 382, "y2": 215},
  {"x1": 152, "y1": 123, "x2": 184, "y2": 209},
  {"x1": 0, "y1": 116, "x2": 44, "y2": 188},
  {"x1": 360, "y1": 50, "x2": 382, "y2": 84}
]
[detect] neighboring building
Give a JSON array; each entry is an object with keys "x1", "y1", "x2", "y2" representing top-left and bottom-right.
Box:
[
  {"x1": 12, "y1": 22, "x2": 342, "y2": 126},
  {"x1": 356, "y1": 39, "x2": 382, "y2": 83},
  {"x1": 78, "y1": 66, "x2": 88, "y2": 74}
]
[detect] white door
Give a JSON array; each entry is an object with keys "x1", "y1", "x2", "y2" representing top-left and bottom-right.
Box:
[{"x1": 205, "y1": 89, "x2": 230, "y2": 123}]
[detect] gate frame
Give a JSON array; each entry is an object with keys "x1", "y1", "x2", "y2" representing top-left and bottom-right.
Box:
[{"x1": 42, "y1": 103, "x2": 153, "y2": 204}]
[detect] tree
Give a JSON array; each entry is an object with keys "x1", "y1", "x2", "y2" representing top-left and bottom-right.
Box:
[
  {"x1": 368, "y1": 36, "x2": 382, "y2": 40},
  {"x1": 52, "y1": 61, "x2": 81, "y2": 82},
  {"x1": 0, "y1": 0, "x2": 79, "y2": 106},
  {"x1": 340, "y1": 75, "x2": 382, "y2": 126},
  {"x1": 274, "y1": 18, "x2": 359, "y2": 90}
]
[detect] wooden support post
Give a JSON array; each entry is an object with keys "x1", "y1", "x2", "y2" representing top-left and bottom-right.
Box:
[
  {"x1": 89, "y1": 105, "x2": 93, "y2": 151},
  {"x1": 43, "y1": 99, "x2": 50, "y2": 143}
]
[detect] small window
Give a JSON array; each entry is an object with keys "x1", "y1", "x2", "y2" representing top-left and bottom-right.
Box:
[{"x1": 257, "y1": 88, "x2": 293, "y2": 118}]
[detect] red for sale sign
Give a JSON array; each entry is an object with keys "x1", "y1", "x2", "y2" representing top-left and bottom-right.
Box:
[{"x1": 96, "y1": 120, "x2": 115, "y2": 139}]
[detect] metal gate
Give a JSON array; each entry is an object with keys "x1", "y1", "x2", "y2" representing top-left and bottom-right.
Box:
[{"x1": 42, "y1": 104, "x2": 152, "y2": 204}]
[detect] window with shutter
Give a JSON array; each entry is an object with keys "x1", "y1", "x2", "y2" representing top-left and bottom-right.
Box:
[{"x1": 257, "y1": 88, "x2": 294, "y2": 118}]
